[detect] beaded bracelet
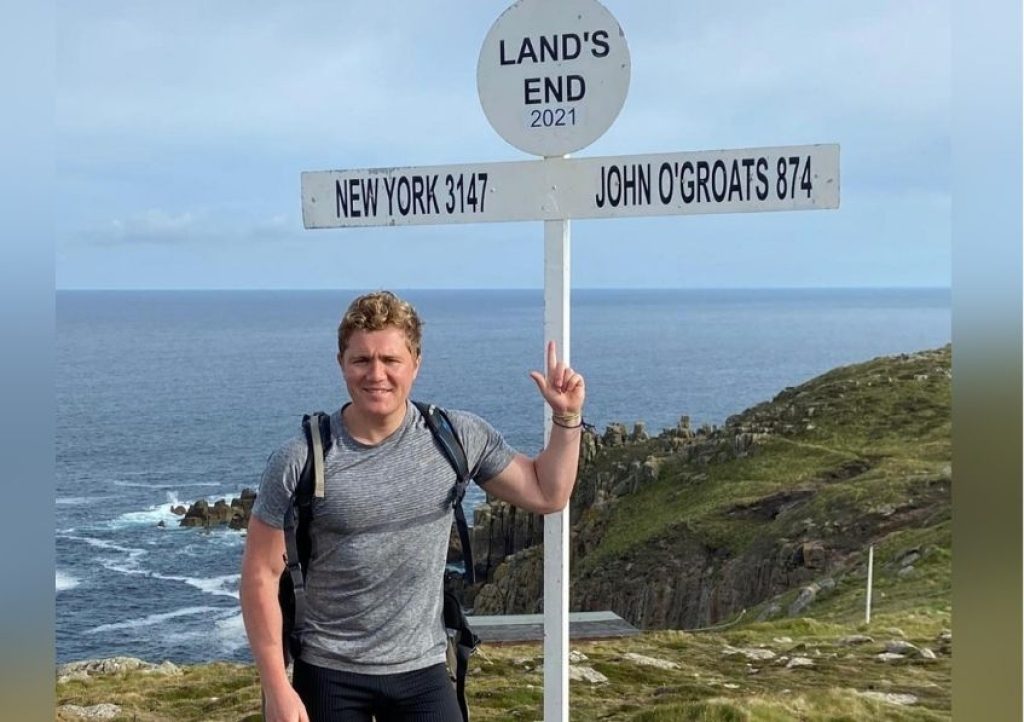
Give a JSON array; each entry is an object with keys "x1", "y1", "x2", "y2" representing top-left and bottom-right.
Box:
[{"x1": 552, "y1": 412, "x2": 592, "y2": 430}]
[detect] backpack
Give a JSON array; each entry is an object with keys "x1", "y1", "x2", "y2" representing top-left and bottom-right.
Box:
[{"x1": 277, "y1": 402, "x2": 480, "y2": 722}]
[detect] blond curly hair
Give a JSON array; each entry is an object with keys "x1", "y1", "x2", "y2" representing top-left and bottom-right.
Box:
[{"x1": 337, "y1": 290, "x2": 423, "y2": 358}]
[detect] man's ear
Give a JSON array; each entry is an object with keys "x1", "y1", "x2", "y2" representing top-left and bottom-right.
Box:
[{"x1": 337, "y1": 352, "x2": 344, "y2": 368}]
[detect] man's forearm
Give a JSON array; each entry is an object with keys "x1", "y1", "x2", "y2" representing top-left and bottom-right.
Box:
[
  {"x1": 533, "y1": 423, "x2": 583, "y2": 511},
  {"x1": 240, "y1": 569, "x2": 292, "y2": 694}
]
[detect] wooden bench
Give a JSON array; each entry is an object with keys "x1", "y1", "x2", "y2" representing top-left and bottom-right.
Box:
[{"x1": 469, "y1": 611, "x2": 640, "y2": 644}]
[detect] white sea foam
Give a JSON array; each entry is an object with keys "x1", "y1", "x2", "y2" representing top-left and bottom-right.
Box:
[
  {"x1": 56, "y1": 496, "x2": 111, "y2": 506},
  {"x1": 85, "y1": 606, "x2": 220, "y2": 634},
  {"x1": 182, "y1": 532, "x2": 245, "y2": 552},
  {"x1": 108, "y1": 492, "x2": 233, "y2": 530},
  {"x1": 185, "y1": 573, "x2": 240, "y2": 598},
  {"x1": 113, "y1": 480, "x2": 220, "y2": 489},
  {"x1": 70, "y1": 534, "x2": 147, "y2": 557},
  {"x1": 141, "y1": 572, "x2": 240, "y2": 599},
  {"x1": 56, "y1": 570, "x2": 80, "y2": 592},
  {"x1": 68, "y1": 533, "x2": 239, "y2": 598},
  {"x1": 213, "y1": 612, "x2": 249, "y2": 654},
  {"x1": 113, "y1": 504, "x2": 180, "y2": 528},
  {"x1": 62, "y1": 534, "x2": 148, "y2": 576}
]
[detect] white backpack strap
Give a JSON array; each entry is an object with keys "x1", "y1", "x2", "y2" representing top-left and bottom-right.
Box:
[{"x1": 310, "y1": 413, "x2": 327, "y2": 498}]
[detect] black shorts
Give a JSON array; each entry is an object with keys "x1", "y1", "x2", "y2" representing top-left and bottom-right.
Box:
[{"x1": 293, "y1": 658, "x2": 462, "y2": 722}]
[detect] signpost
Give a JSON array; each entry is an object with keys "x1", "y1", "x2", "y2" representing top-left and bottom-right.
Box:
[
  {"x1": 301, "y1": 1, "x2": 840, "y2": 719},
  {"x1": 302, "y1": 144, "x2": 840, "y2": 228},
  {"x1": 476, "y1": 0, "x2": 631, "y2": 157}
]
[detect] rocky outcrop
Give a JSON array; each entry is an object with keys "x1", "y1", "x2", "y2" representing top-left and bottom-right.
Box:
[
  {"x1": 177, "y1": 488, "x2": 256, "y2": 529},
  {"x1": 466, "y1": 410, "x2": 776, "y2": 618},
  {"x1": 57, "y1": 657, "x2": 182, "y2": 684}
]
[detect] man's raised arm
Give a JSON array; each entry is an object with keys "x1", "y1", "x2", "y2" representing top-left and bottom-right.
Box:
[{"x1": 482, "y1": 340, "x2": 586, "y2": 514}]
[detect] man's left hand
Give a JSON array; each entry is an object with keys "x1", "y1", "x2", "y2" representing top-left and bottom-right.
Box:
[{"x1": 529, "y1": 340, "x2": 586, "y2": 416}]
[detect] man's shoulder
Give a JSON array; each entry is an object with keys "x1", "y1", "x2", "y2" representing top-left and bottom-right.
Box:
[
  {"x1": 278, "y1": 409, "x2": 343, "y2": 456},
  {"x1": 269, "y1": 409, "x2": 341, "y2": 466},
  {"x1": 277, "y1": 432, "x2": 308, "y2": 459},
  {"x1": 413, "y1": 403, "x2": 490, "y2": 432}
]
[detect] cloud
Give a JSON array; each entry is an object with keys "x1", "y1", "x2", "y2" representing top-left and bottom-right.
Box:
[
  {"x1": 72, "y1": 208, "x2": 303, "y2": 247},
  {"x1": 55, "y1": 0, "x2": 951, "y2": 289},
  {"x1": 81, "y1": 209, "x2": 200, "y2": 246}
]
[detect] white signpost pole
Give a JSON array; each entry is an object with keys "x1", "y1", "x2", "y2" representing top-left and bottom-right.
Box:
[
  {"x1": 542, "y1": 215, "x2": 571, "y2": 720},
  {"x1": 477, "y1": 4, "x2": 630, "y2": 719},
  {"x1": 301, "y1": 3, "x2": 840, "y2": 720}
]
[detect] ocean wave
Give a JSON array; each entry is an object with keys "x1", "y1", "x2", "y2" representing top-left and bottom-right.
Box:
[
  {"x1": 60, "y1": 534, "x2": 148, "y2": 576},
  {"x1": 181, "y1": 533, "x2": 246, "y2": 554},
  {"x1": 56, "y1": 570, "x2": 80, "y2": 592},
  {"x1": 104, "y1": 492, "x2": 238, "y2": 530},
  {"x1": 67, "y1": 534, "x2": 147, "y2": 557},
  {"x1": 107, "y1": 502, "x2": 183, "y2": 529},
  {"x1": 85, "y1": 605, "x2": 221, "y2": 634},
  {"x1": 183, "y1": 573, "x2": 240, "y2": 598},
  {"x1": 112, "y1": 480, "x2": 221, "y2": 489},
  {"x1": 57, "y1": 496, "x2": 116, "y2": 506},
  {"x1": 154, "y1": 607, "x2": 246, "y2": 653},
  {"x1": 213, "y1": 612, "x2": 249, "y2": 654},
  {"x1": 94, "y1": 564, "x2": 241, "y2": 600},
  {"x1": 63, "y1": 532, "x2": 240, "y2": 599}
]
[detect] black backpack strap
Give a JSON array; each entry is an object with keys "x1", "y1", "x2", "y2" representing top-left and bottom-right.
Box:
[
  {"x1": 281, "y1": 411, "x2": 331, "y2": 665},
  {"x1": 443, "y1": 590, "x2": 481, "y2": 722},
  {"x1": 414, "y1": 401, "x2": 476, "y2": 585}
]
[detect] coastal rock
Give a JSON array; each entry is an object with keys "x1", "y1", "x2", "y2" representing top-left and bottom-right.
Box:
[
  {"x1": 472, "y1": 546, "x2": 544, "y2": 614},
  {"x1": 469, "y1": 500, "x2": 543, "y2": 582},
  {"x1": 875, "y1": 653, "x2": 906, "y2": 663},
  {"x1": 630, "y1": 422, "x2": 649, "y2": 442},
  {"x1": 179, "y1": 488, "x2": 258, "y2": 529},
  {"x1": 603, "y1": 422, "x2": 628, "y2": 447},
  {"x1": 722, "y1": 645, "x2": 777, "y2": 662},
  {"x1": 884, "y1": 640, "x2": 919, "y2": 655},
  {"x1": 857, "y1": 691, "x2": 919, "y2": 706},
  {"x1": 623, "y1": 652, "x2": 679, "y2": 670},
  {"x1": 180, "y1": 499, "x2": 211, "y2": 527},
  {"x1": 788, "y1": 579, "x2": 835, "y2": 616},
  {"x1": 56, "y1": 657, "x2": 182, "y2": 684},
  {"x1": 56, "y1": 703, "x2": 121, "y2": 719},
  {"x1": 568, "y1": 665, "x2": 608, "y2": 684},
  {"x1": 786, "y1": 657, "x2": 814, "y2": 669}
]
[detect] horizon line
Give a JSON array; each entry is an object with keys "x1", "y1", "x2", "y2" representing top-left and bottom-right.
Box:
[{"x1": 55, "y1": 285, "x2": 953, "y2": 293}]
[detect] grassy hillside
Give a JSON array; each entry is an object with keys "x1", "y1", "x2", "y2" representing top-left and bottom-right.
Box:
[
  {"x1": 56, "y1": 617, "x2": 951, "y2": 721},
  {"x1": 561, "y1": 346, "x2": 950, "y2": 633}
]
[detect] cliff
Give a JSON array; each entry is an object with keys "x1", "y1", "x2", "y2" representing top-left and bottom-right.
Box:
[{"x1": 466, "y1": 346, "x2": 952, "y2": 632}]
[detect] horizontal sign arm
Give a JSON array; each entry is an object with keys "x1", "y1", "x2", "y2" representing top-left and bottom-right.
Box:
[{"x1": 301, "y1": 144, "x2": 839, "y2": 228}]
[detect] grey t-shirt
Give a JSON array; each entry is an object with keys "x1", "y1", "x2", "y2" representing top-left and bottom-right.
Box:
[{"x1": 251, "y1": 401, "x2": 516, "y2": 674}]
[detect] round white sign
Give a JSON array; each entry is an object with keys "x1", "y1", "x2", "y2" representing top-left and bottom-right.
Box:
[{"x1": 477, "y1": 0, "x2": 630, "y2": 157}]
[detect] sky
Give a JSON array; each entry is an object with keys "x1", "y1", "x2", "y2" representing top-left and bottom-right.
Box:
[{"x1": 55, "y1": 0, "x2": 950, "y2": 290}]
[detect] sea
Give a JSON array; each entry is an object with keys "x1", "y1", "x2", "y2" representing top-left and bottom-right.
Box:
[{"x1": 56, "y1": 288, "x2": 950, "y2": 664}]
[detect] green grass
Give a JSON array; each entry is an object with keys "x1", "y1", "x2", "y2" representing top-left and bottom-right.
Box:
[{"x1": 57, "y1": 617, "x2": 951, "y2": 721}]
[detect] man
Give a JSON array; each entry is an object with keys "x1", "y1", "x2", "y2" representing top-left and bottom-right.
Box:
[{"x1": 240, "y1": 290, "x2": 585, "y2": 722}]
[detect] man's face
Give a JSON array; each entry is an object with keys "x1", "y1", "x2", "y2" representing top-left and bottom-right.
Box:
[{"x1": 339, "y1": 328, "x2": 421, "y2": 422}]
